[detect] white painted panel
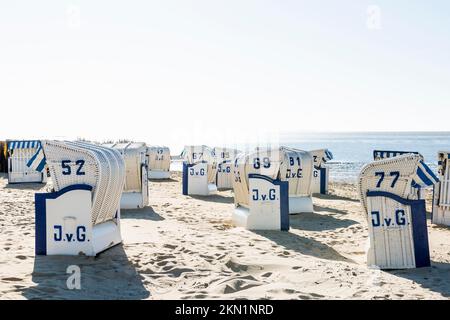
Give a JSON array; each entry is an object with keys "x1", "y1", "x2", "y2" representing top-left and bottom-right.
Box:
[
  {"x1": 433, "y1": 152, "x2": 450, "y2": 226},
  {"x1": 187, "y1": 162, "x2": 210, "y2": 196},
  {"x1": 367, "y1": 196, "x2": 415, "y2": 269},
  {"x1": 233, "y1": 176, "x2": 287, "y2": 231},
  {"x1": 216, "y1": 162, "x2": 233, "y2": 189}
]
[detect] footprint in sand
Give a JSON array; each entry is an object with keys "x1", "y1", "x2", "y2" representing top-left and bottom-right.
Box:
[
  {"x1": 3, "y1": 277, "x2": 22, "y2": 281},
  {"x1": 16, "y1": 255, "x2": 27, "y2": 260}
]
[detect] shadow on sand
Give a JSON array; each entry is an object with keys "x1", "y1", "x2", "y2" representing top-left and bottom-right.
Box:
[
  {"x1": 5, "y1": 182, "x2": 46, "y2": 191},
  {"x1": 121, "y1": 206, "x2": 165, "y2": 221},
  {"x1": 189, "y1": 194, "x2": 234, "y2": 204},
  {"x1": 389, "y1": 261, "x2": 450, "y2": 298},
  {"x1": 289, "y1": 210, "x2": 358, "y2": 232},
  {"x1": 254, "y1": 230, "x2": 354, "y2": 263},
  {"x1": 149, "y1": 178, "x2": 178, "y2": 183},
  {"x1": 314, "y1": 193, "x2": 360, "y2": 203},
  {"x1": 314, "y1": 204, "x2": 353, "y2": 216},
  {"x1": 22, "y1": 245, "x2": 150, "y2": 300}
]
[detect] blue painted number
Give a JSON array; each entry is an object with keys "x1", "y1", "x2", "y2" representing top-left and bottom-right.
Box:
[{"x1": 375, "y1": 172, "x2": 385, "y2": 188}]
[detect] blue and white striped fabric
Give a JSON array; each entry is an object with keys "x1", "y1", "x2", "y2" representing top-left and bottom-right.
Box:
[
  {"x1": 373, "y1": 150, "x2": 420, "y2": 160},
  {"x1": 7, "y1": 140, "x2": 41, "y2": 150},
  {"x1": 324, "y1": 149, "x2": 333, "y2": 162},
  {"x1": 412, "y1": 160, "x2": 439, "y2": 187},
  {"x1": 26, "y1": 145, "x2": 47, "y2": 172}
]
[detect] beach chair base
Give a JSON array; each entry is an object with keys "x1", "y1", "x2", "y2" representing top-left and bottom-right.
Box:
[
  {"x1": 432, "y1": 206, "x2": 450, "y2": 226},
  {"x1": 8, "y1": 171, "x2": 44, "y2": 184},
  {"x1": 233, "y1": 207, "x2": 259, "y2": 229},
  {"x1": 35, "y1": 184, "x2": 122, "y2": 256},
  {"x1": 233, "y1": 206, "x2": 290, "y2": 230},
  {"x1": 289, "y1": 196, "x2": 314, "y2": 214},
  {"x1": 120, "y1": 192, "x2": 147, "y2": 209},
  {"x1": 216, "y1": 175, "x2": 233, "y2": 190},
  {"x1": 148, "y1": 170, "x2": 171, "y2": 179},
  {"x1": 232, "y1": 174, "x2": 289, "y2": 231}
]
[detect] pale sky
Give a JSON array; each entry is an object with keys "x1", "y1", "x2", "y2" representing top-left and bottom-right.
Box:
[{"x1": 1, "y1": 1, "x2": 449, "y2": 152}]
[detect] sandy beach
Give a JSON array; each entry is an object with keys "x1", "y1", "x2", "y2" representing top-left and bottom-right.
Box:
[{"x1": 0, "y1": 172, "x2": 449, "y2": 300}]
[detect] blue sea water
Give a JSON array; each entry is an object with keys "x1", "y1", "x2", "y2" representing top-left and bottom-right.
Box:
[
  {"x1": 280, "y1": 132, "x2": 450, "y2": 183},
  {"x1": 171, "y1": 132, "x2": 450, "y2": 184}
]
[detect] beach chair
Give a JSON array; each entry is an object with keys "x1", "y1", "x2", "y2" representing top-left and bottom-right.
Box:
[
  {"x1": 373, "y1": 150, "x2": 421, "y2": 161},
  {"x1": 146, "y1": 146, "x2": 171, "y2": 179},
  {"x1": 6, "y1": 140, "x2": 46, "y2": 183},
  {"x1": 32, "y1": 140, "x2": 125, "y2": 256},
  {"x1": 103, "y1": 142, "x2": 149, "y2": 209},
  {"x1": 432, "y1": 151, "x2": 450, "y2": 226},
  {"x1": 310, "y1": 149, "x2": 333, "y2": 195},
  {"x1": 232, "y1": 147, "x2": 313, "y2": 230},
  {"x1": 181, "y1": 145, "x2": 218, "y2": 196},
  {"x1": 358, "y1": 154, "x2": 439, "y2": 269},
  {"x1": 213, "y1": 147, "x2": 241, "y2": 190}
]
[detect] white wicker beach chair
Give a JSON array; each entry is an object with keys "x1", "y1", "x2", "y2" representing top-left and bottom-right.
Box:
[
  {"x1": 232, "y1": 146, "x2": 313, "y2": 230},
  {"x1": 7, "y1": 140, "x2": 46, "y2": 184},
  {"x1": 358, "y1": 154, "x2": 439, "y2": 269},
  {"x1": 146, "y1": 146, "x2": 171, "y2": 179},
  {"x1": 34, "y1": 140, "x2": 125, "y2": 256},
  {"x1": 309, "y1": 149, "x2": 333, "y2": 195},
  {"x1": 213, "y1": 147, "x2": 241, "y2": 190},
  {"x1": 103, "y1": 142, "x2": 148, "y2": 209},
  {"x1": 432, "y1": 151, "x2": 450, "y2": 226},
  {"x1": 181, "y1": 145, "x2": 218, "y2": 196}
]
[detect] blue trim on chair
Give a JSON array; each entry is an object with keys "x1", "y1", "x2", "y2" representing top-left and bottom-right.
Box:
[
  {"x1": 410, "y1": 200, "x2": 430, "y2": 268},
  {"x1": 182, "y1": 162, "x2": 190, "y2": 195},
  {"x1": 275, "y1": 179, "x2": 290, "y2": 231},
  {"x1": 366, "y1": 191, "x2": 423, "y2": 206},
  {"x1": 367, "y1": 190, "x2": 430, "y2": 268},
  {"x1": 34, "y1": 184, "x2": 93, "y2": 255},
  {"x1": 44, "y1": 184, "x2": 93, "y2": 199},
  {"x1": 35, "y1": 193, "x2": 47, "y2": 255},
  {"x1": 320, "y1": 167, "x2": 327, "y2": 194},
  {"x1": 248, "y1": 173, "x2": 276, "y2": 184}
]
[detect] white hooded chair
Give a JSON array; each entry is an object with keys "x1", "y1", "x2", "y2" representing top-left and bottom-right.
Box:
[
  {"x1": 32, "y1": 140, "x2": 125, "y2": 256},
  {"x1": 310, "y1": 149, "x2": 333, "y2": 195},
  {"x1": 232, "y1": 147, "x2": 313, "y2": 231},
  {"x1": 181, "y1": 145, "x2": 218, "y2": 196},
  {"x1": 103, "y1": 142, "x2": 149, "y2": 209},
  {"x1": 358, "y1": 154, "x2": 438, "y2": 269},
  {"x1": 213, "y1": 147, "x2": 241, "y2": 190},
  {"x1": 7, "y1": 140, "x2": 47, "y2": 183},
  {"x1": 432, "y1": 151, "x2": 450, "y2": 226},
  {"x1": 146, "y1": 146, "x2": 171, "y2": 179}
]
